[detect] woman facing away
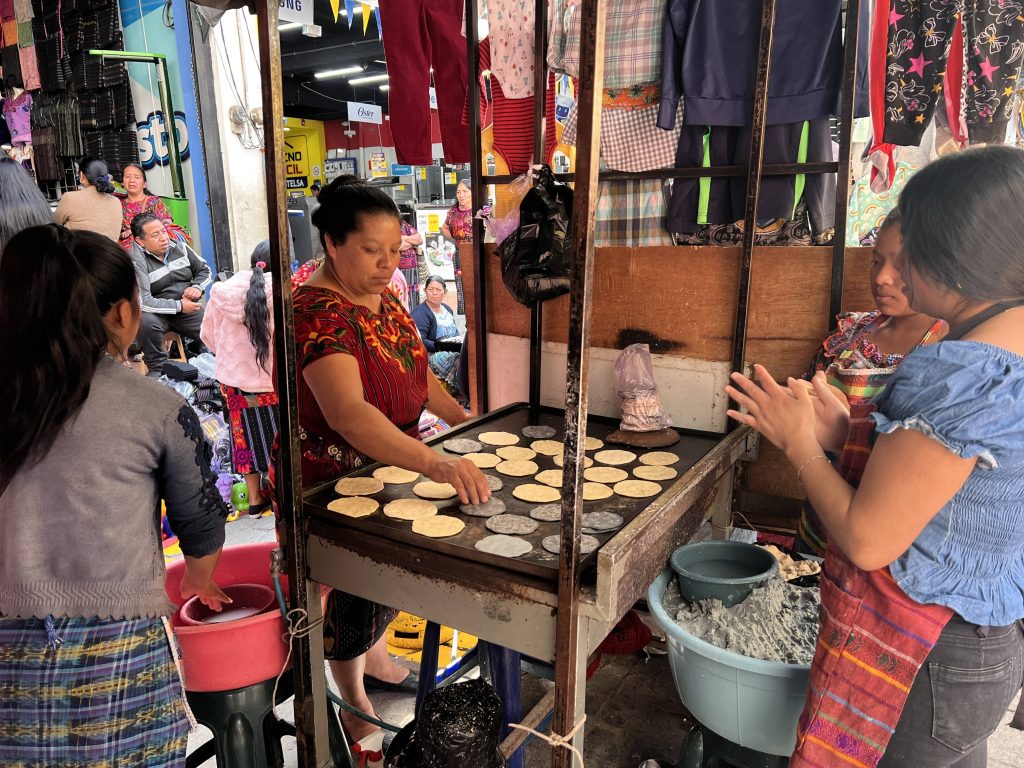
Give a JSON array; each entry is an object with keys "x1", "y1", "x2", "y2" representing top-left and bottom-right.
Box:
[
  {"x1": 728, "y1": 145, "x2": 1024, "y2": 767},
  {"x1": 0, "y1": 225, "x2": 230, "y2": 765},
  {"x1": 118, "y1": 163, "x2": 191, "y2": 250},
  {"x1": 0, "y1": 156, "x2": 52, "y2": 253},
  {"x1": 55, "y1": 156, "x2": 123, "y2": 242},
  {"x1": 201, "y1": 240, "x2": 280, "y2": 518}
]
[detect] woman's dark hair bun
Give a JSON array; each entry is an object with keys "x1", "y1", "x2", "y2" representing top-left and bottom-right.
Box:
[
  {"x1": 80, "y1": 157, "x2": 116, "y2": 195},
  {"x1": 311, "y1": 174, "x2": 399, "y2": 250}
]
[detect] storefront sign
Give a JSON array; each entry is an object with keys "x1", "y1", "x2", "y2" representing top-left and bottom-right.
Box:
[
  {"x1": 369, "y1": 152, "x2": 387, "y2": 178},
  {"x1": 136, "y1": 110, "x2": 190, "y2": 171},
  {"x1": 391, "y1": 163, "x2": 412, "y2": 175},
  {"x1": 280, "y1": 0, "x2": 313, "y2": 27},
  {"x1": 347, "y1": 101, "x2": 382, "y2": 125},
  {"x1": 325, "y1": 157, "x2": 357, "y2": 178},
  {"x1": 285, "y1": 135, "x2": 310, "y2": 190}
]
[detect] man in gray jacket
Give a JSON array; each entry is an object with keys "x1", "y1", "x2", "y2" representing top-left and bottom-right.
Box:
[{"x1": 129, "y1": 212, "x2": 211, "y2": 376}]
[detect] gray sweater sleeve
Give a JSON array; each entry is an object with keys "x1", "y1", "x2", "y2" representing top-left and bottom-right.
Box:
[
  {"x1": 130, "y1": 247, "x2": 181, "y2": 314},
  {"x1": 159, "y1": 403, "x2": 228, "y2": 557},
  {"x1": 186, "y1": 244, "x2": 212, "y2": 292}
]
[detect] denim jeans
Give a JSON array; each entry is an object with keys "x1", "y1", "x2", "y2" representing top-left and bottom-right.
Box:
[{"x1": 879, "y1": 616, "x2": 1024, "y2": 767}]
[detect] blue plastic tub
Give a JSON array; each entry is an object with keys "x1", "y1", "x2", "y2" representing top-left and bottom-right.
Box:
[{"x1": 647, "y1": 569, "x2": 811, "y2": 756}]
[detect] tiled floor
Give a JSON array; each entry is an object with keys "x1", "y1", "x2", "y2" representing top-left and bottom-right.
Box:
[{"x1": 185, "y1": 516, "x2": 1024, "y2": 767}]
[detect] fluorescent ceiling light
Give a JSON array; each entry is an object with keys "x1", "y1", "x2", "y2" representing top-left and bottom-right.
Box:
[
  {"x1": 278, "y1": 21, "x2": 302, "y2": 31},
  {"x1": 315, "y1": 66, "x2": 364, "y2": 80},
  {"x1": 348, "y1": 73, "x2": 389, "y2": 85},
  {"x1": 379, "y1": 84, "x2": 390, "y2": 91}
]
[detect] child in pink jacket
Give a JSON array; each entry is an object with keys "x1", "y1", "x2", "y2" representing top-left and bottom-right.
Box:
[{"x1": 200, "y1": 241, "x2": 278, "y2": 516}]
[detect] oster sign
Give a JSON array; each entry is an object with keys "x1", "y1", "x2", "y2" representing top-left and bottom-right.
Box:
[
  {"x1": 347, "y1": 101, "x2": 383, "y2": 125},
  {"x1": 136, "y1": 110, "x2": 190, "y2": 171}
]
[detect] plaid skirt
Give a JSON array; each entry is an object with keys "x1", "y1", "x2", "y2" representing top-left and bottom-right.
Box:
[
  {"x1": 0, "y1": 616, "x2": 190, "y2": 767},
  {"x1": 222, "y1": 385, "x2": 280, "y2": 475}
]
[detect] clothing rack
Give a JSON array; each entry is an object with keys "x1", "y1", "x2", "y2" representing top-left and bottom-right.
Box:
[{"x1": 251, "y1": 0, "x2": 864, "y2": 764}]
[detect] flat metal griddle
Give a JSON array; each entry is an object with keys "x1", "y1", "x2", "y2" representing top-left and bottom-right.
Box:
[{"x1": 303, "y1": 403, "x2": 720, "y2": 581}]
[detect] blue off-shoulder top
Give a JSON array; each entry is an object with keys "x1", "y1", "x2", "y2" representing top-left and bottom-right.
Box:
[{"x1": 871, "y1": 341, "x2": 1024, "y2": 627}]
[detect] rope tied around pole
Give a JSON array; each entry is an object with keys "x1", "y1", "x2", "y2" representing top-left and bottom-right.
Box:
[
  {"x1": 271, "y1": 605, "x2": 325, "y2": 721},
  {"x1": 509, "y1": 714, "x2": 587, "y2": 767}
]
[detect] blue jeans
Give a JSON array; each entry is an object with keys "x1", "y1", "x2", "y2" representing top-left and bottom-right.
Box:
[{"x1": 879, "y1": 616, "x2": 1024, "y2": 767}]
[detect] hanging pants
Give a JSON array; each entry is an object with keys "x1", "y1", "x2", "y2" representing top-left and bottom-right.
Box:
[
  {"x1": 378, "y1": 0, "x2": 469, "y2": 165},
  {"x1": 137, "y1": 309, "x2": 205, "y2": 376}
]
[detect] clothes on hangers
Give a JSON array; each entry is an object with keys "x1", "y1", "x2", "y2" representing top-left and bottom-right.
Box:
[
  {"x1": 593, "y1": 177, "x2": 674, "y2": 247},
  {"x1": 659, "y1": 0, "x2": 850, "y2": 129},
  {"x1": 12, "y1": 0, "x2": 32, "y2": 23},
  {"x1": 2, "y1": 89, "x2": 30, "y2": 142},
  {"x1": 483, "y1": 0, "x2": 536, "y2": 99},
  {"x1": 17, "y1": 43, "x2": 36, "y2": 89},
  {"x1": 378, "y1": 0, "x2": 469, "y2": 165},
  {"x1": 562, "y1": 101, "x2": 682, "y2": 172},
  {"x1": 462, "y1": 37, "x2": 557, "y2": 174}
]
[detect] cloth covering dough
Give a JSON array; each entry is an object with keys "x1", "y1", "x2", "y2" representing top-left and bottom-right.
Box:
[
  {"x1": 475, "y1": 534, "x2": 533, "y2": 558},
  {"x1": 513, "y1": 484, "x2": 561, "y2": 503},
  {"x1": 485, "y1": 514, "x2": 539, "y2": 535},
  {"x1": 478, "y1": 431, "x2": 520, "y2": 446},
  {"x1": 522, "y1": 425, "x2": 557, "y2": 439},
  {"x1": 638, "y1": 451, "x2": 679, "y2": 466},
  {"x1": 584, "y1": 466, "x2": 628, "y2": 483},
  {"x1": 412, "y1": 515, "x2": 465, "y2": 538},
  {"x1": 496, "y1": 446, "x2": 537, "y2": 461},
  {"x1": 594, "y1": 449, "x2": 637, "y2": 466},
  {"x1": 384, "y1": 499, "x2": 438, "y2": 521},
  {"x1": 334, "y1": 477, "x2": 385, "y2": 496},
  {"x1": 327, "y1": 497, "x2": 379, "y2": 518},
  {"x1": 633, "y1": 465, "x2": 678, "y2": 481},
  {"x1": 529, "y1": 439, "x2": 563, "y2": 456},
  {"x1": 613, "y1": 479, "x2": 662, "y2": 498},
  {"x1": 443, "y1": 437, "x2": 483, "y2": 454},
  {"x1": 464, "y1": 452, "x2": 501, "y2": 469},
  {"x1": 412, "y1": 481, "x2": 458, "y2": 500},
  {"x1": 372, "y1": 466, "x2": 420, "y2": 484},
  {"x1": 496, "y1": 459, "x2": 539, "y2": 477}
]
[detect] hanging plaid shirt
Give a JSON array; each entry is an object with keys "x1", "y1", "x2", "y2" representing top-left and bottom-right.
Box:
[{"x1": 593, "y1": 178, "x2": 673, "y2": 247}]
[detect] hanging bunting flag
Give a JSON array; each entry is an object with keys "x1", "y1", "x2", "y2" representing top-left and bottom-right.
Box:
[
  {"x1": 374, "y1": 6, "x2": 382, "y2": 39},
  {"x1": 343, "y1": 0, "x2": 356, "y2": 28},
  {"x1": 361, "y1": 3, "x2": 371, "y2": 34},
  {"x1": 329, "y1": 0, "x2": 340, "y2": 23}
]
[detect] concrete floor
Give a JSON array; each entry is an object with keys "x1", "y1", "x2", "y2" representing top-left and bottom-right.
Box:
[{"x1": 185, "y1": 516, "x2": 1024, "y2": 767}]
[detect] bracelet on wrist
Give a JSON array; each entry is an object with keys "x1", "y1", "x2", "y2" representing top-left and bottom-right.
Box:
[{"x1": 796, "y1": 454, "x2": 829, "y2": 483}]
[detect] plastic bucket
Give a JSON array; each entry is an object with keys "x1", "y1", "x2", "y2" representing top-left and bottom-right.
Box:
[
  {"x1": 669, "y1": 540, "x2": 778, "y2": 608},
  {"x1": 178, "y1": 582, "x2": 276, "y2": 626}
]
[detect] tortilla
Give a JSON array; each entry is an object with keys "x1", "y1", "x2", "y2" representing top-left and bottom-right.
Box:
[
  {"x1": 583, "y1": 482, "x2": 613, "y2": 501},
  {"x1": 383, "y1": 499, "x2": 438, "y2": 521},
  {"x1": 529, "y1": 503, "x2": 563, "y2": 522},
  {"x1": 594, "y1": 449, "x2": 637, "y2": 466},
  {"x1": 613, "y1": 479, "x2": 662, "y2": 498},
  {"x1": 464, "y1": 452, "x2": 501, "y2": 469},
  {"x1": 638, "y1": 451, "x2": 680, "y2": 466},
  {"x1": 412, "y1": 515, "x2": 465, "y2": 538},
  {"x1": 535, "y1": 469, "x2": 563, "y2": 488},
  {"x1": 529, "y1": 439, "x2": 564, "y2": 456},
  {"x1": 485, "y1": 514, "x2": 539, "y2": 535},
  {"x1": 584, "y1": 466, "x2": 628, "y2": 484},
  {"x1": 584, "y1": 436, "x2": 604, "y2": 451},
  {"x1": 412, "y1": 481, "x2": 458, "y2": 500},
  {"x1": 512, "y1": 484, "x2": 561, "y2": 503},
  {"x1": 496, "y1": 446, "x2": 537, "y2": 461},
  {"x1": 459, "y1": 497, "x2": 507, "y2": 517},
  {"x1": 522, "y1": 425, "x2": 557, "y2": 439},
  {"x1": 541, "y1": 534, "x2": 600, "y2": 556},
  {"x1": 475, "y1": 534, "x2": 533, "y2": 558},
  {"x1": 552, "y1": 453, "x2": 594, "y2": 468},
  {"x1": 443, "y1": 437, "x2": 483, "y2": 455},
  {"x1": 581, "y1": 511, "x2": 623, "y2": 532},
  {"x1": 326, "y1": 497, "x2": 379, "y2": 518},
  {"x1": 334, "y1": 477, "x2": 385, "y2": 496},
  {"x1": 478, "y1": 431, "x2": 520, "y2": 446},
  {"x1": 495, "y1": 459, "x2": 539, "y2": 477},
  {"x1": 372, "y1": 466, "x2": 420, "y2": 484},
  {"x1": 633, "y1": 465, "x2": 678, "y2": 482},
  {"x1": 483, "y1": 474, "x2": 504, "y2": 492}
]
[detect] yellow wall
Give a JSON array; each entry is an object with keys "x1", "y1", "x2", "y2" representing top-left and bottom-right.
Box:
[{"x1": 283, "y1": 116, "x2": 327, "y2": 196}]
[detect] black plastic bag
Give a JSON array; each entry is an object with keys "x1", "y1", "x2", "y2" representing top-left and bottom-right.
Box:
[{"x1": 498, "y1": 165, "x2": 573, "y2": 306}]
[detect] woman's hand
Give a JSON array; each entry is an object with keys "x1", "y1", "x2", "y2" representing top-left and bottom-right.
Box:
[
  {"x1": 726, "y1": 364, "x2": 822, "y2": 462},
  {"x1": 797, "y1": 372, "x2": 850, "y2": 454},
  {"x1": 425, "y1": 454, "x2": 491, "y2": 505},
  {"x1": 179, "y1": 569, "x2": 232, "y2": 612}
]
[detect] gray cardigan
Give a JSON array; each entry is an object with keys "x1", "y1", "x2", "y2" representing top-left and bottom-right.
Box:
[{"x1": 0, "y1": 357, "x2": 228, "y2": 620}]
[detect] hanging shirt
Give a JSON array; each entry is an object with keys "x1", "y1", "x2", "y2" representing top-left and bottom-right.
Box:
[
  {"x1": 2, "y1": 90, "x2": 31, "y2": 143},
  {"x1": 486, "y1": 0, "x2": 536, "y2": 98}
]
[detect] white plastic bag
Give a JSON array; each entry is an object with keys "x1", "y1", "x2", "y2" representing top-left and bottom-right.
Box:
[{"x1": 615, "y1": 344, "x2": 672, "y2": 431}]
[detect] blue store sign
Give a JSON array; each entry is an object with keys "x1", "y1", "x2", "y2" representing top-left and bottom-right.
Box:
[{"x1": 136, "y1": 110, "x2": 190, "y2": 170}]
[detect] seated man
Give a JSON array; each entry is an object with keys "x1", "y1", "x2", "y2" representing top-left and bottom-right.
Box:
[{"x1": 128, "y1": 211, "x2": 211, "y2": 376}]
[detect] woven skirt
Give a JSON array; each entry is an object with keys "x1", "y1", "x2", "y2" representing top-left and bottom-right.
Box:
[
  {"x1": 0, "y1": 616, "x2": 190, "y2": 767},
  {"x1": 222, "y1": 385, "x2": 280, "y2": 475}
]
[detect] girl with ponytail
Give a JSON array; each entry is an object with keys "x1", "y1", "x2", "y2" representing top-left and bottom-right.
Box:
[
  {"x1": 201, "y1": 240, "x2": 280, "y2": 517},
  {"x1": 55, "y1": 157, "x2": 123, "y2": 242},
  {"x1": 0, "y1": 225, "x2": 229, "y2": 766}
]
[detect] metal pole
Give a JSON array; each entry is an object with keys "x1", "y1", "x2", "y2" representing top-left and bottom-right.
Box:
[
  {"x1": 553, "y1": 0, "x2": 605, "y2": 764},
  {"x1": 729, "y1": 0, "x2": 778, "y2": 390},
  {"x1": 528, "y1": 0, "x2": 548, "y2": 406},
  {"x1": 253, "y1": 2, "x2": 331, "y2": 764},
  {"x1": 466, "y1": 0, "x2": 489, "y2": 413},
  {"x1": 830, "y1": 0, "x2": 861, "y2": 320}
]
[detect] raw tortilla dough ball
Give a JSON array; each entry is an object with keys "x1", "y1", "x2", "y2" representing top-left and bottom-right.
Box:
[
  {"x1": 372, "y1": 466, "x2": 419, "y2": 484},
  {"x1": 513, "y1": 484, "x2": 561, "y2": 503},
  {"x1": 334, "y1": 477, "x2": 385, "y2": 496},
  {"x1": 638, "y1": 451, "x2": 679, "y2": 466},
  {"x1": 497, "y1": 446, "x2": 537, "y2": 461},
  {"x1": 412, "y1": 481, "x2": 458, "y2": 500},
  {"x1": 464, "y1": 452, "x2": 501, "y2": 469},
  {"x1": 383, "y1": 499, "x2": 438, "y2": 521},
  {"x1": 633, "y1": 465, "x2": 678, "y2": 482},
  {"x1": 326, "y1": 497, "x2": 379, "y2": 518},
  {"x1": 613, "y1": 479, "x2": 662, "y2": 498},
  {"x1": 475, "y1": 534, "x2": 533, "y2": 558},
  {"x1": 479, "y1": 431, "x2": 520, "y2": 446},
  {"x1": 412, "y1": 515, "x2": 465, "y2": 538},
  {"x1": 594, "y1": 449, "x2": 637, "y2": 466},
  {"x1": 496, "y1": 459, "x2": 539, "y2": 477}
]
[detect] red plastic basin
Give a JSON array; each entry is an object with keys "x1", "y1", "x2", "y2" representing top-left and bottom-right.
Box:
[{"x1": 165, "y1": 542, "x2": 291, "y2": 692}]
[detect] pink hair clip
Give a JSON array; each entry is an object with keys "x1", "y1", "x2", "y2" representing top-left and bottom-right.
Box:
[{"x1": 256, "y1": 261, "x2": 267, "y2": 269}]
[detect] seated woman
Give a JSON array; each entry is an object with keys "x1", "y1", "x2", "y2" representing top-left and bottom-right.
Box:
[
  {"x1": 797, "y1": 210, "x2": 945, "y2": 555},
  {"x1": 118, "y1": 163, "x2": 191, "y2": 251},
  {"x1": 412, "y1": 275, "x2": 462, "y2": 394},
  {"x1": 728, "y1": 146, "x2": 1024, "y2": 768}
]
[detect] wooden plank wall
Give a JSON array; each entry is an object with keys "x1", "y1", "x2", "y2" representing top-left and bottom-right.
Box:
[{"x1": 468, "y1": 243, "x2": 876, "y2": 526}]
